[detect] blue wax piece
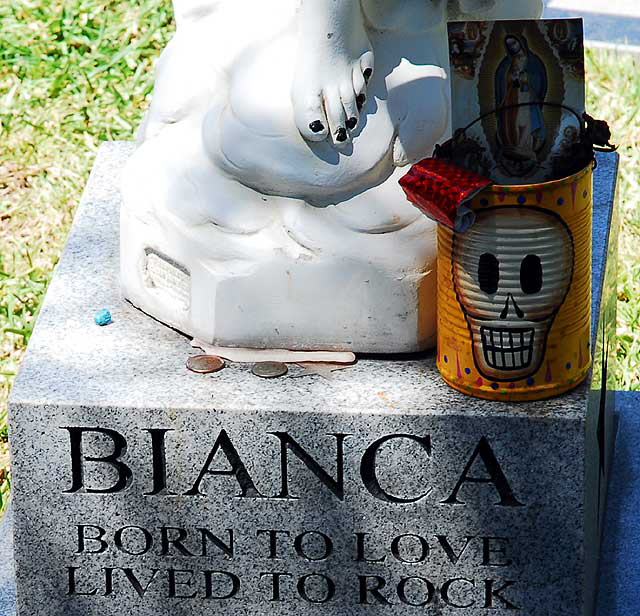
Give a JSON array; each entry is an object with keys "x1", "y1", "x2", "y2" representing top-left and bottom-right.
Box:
[{"x1": 94, "y1": 309, "x2": 112, "y2": 326}]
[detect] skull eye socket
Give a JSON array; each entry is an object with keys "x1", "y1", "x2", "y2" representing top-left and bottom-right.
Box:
[
  {"x1": 520, "y1": 254, "x2": 543, "y2": 294},
  {"x1": 478, "y1": 252, "x2": 499, "y2": 294}
]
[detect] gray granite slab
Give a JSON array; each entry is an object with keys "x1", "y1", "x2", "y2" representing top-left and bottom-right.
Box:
[
  {"x1": 0, "y1": 506, "x2": 15, "y2": 616},
  {"x1": 597, "y1": 391, "x2": 640, "y2": 616},
  {"x1": 7, "y1": 144, "x2": 619, "y2": 615}
]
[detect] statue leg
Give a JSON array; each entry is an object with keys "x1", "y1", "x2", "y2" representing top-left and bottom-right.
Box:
[{"x1": 123, "y1": 119, "x2": 275, "y2": 235}]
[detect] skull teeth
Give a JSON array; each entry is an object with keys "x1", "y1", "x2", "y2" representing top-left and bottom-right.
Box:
[{"x1": 480, "y1": 326, "x2": 534, "y2": 371}]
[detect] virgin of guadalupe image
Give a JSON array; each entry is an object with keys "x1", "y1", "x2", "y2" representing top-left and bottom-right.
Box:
[{"x1": 495, "y1": 34, "x2": 548, "y2": 177}]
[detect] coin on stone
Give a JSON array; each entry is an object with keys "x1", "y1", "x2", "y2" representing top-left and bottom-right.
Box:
[
  {"x1": 251, "y1": 361, "x2": 288, "y2": 379},
  {"x1": 186, "y1": 355, "x2": 225, "y2": 374}
]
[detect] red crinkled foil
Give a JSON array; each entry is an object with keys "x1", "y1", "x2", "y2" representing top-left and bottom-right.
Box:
[{"x1": 399, "y1": 158, "x2": 492, "y2": 230}]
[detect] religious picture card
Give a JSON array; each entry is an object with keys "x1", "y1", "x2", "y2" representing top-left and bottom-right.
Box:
[{"x1": 447, "y1": 18, "x2": 585, "y2": 185}]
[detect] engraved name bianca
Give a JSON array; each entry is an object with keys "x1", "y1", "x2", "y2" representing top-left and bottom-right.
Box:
[{"x1": 61, "y1": 428, "x2": 524, "y2": 507}]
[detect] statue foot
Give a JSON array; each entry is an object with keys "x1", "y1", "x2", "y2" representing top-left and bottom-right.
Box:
[{"x1": 292, "y1": 38, "x2": 374, "y2": 147}]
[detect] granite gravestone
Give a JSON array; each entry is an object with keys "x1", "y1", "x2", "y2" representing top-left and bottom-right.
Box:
[{"x1": 8, "y1": 144, "x2": 619, "y2": 615}]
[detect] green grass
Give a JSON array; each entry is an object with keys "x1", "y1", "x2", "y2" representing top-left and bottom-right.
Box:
[
  {"x1": 0, "y1": 2, "x2": 639, "y2": 509},
  {"x1": 0, "y1": 0, "x2": 174, "y2": 509},
  {"x1": 586, "y1": 48, "x2": 640, "y2": 390}
]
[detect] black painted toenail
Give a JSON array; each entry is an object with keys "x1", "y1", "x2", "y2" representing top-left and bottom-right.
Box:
[
  {"x1": 309, "y1": 120, "x2": 325, "y2": 133},
  {"x1": 346, "y1": 117, "x2": 357, "y2": 130},
  {"x1": 356, "y1": 93, "x2": 366, "y2": 111},
  {"x1": 336, "y1": 128, "x2": 347, "y2": 142},
  {"x1": 363, "y1": 68, "x2": 373, "y2": 82}
]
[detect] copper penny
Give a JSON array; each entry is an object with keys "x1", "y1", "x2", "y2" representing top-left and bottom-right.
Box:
[{"x1": 186, "y1": 354, "x2": 225, "y2": 374}]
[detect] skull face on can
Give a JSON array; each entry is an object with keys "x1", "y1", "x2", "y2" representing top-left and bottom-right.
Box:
[{"x1": 452, "y1": 206, "x2": 574, "y2": 381}]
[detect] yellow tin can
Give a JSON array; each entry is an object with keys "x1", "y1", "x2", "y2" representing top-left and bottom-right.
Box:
[{"x1": 437, "y1": 164, "x2": 593, "y2": 401}]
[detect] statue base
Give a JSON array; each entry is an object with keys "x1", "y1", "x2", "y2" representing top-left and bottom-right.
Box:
[{"x1": 119, "y1": 141, "x2": 438, "y2": 353}]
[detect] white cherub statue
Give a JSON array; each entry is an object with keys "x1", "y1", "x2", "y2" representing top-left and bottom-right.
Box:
[{"x1": 121, "y1": 0, "x2": 543, "y2": 353}]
